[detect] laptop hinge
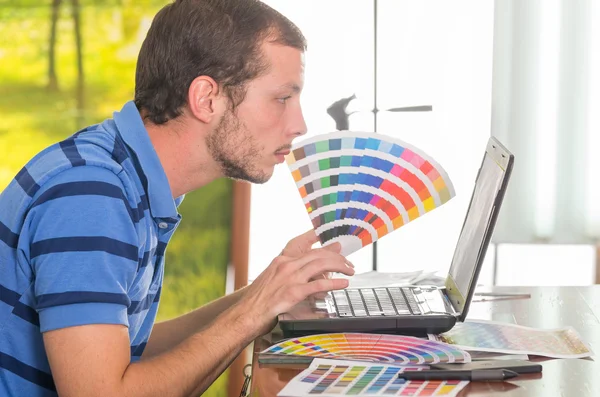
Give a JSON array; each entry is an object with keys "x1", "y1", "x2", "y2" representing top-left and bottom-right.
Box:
[{"x1": 438, "y1": 288, "x2": 460, "y2": 316}]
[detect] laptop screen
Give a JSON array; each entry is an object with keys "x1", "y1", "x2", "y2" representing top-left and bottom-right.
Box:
[{"x1": 445, "y1": 137, "x2": 513, "y2": 320}]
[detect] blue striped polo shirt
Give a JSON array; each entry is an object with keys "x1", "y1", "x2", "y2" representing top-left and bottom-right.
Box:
[{"x1": 0, "y1": 101, "x2": 182, "y2": 396}]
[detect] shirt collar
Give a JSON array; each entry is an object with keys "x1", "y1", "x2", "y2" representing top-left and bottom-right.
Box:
[{"x1": 113, "y1": 101, "x2": 179, "y2": 220}]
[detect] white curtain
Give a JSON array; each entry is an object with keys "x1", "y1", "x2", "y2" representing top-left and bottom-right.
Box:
[{"x1": 492, "y1": 0, "x2": 600, "y2": 244}]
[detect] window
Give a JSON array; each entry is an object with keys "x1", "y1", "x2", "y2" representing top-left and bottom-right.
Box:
[
  {"x1": 247, "y1": 1, "x2": 598, "y2": 288},
  {"x1": 495, "y1": 244, "x2": 596, "y2": 286},
  {"x1": 249, "y1": 0, "x2": 374, "y2": 279}
]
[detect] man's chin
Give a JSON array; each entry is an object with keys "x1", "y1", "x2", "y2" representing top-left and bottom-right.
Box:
[
  {"x1": 252, "y1": 169, "x2": 274, "y2": 184},
  {"x1": 227, "y1": 169, "x2": 272, "y2": 184}
]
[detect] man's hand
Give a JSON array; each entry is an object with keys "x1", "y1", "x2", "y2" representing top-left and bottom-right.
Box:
[
  {"x1": 281, "y1": 229, "x2": 320, "y2": 257},
  {"x1": 44, "y1": 232, "x2": 354, "y2": 397},
  {"x1": 281, "y1": 229, "x2": 354, "y2": 269},
  {"x1": 238, "y1": 243, "x2": 355, "y2": 336}
]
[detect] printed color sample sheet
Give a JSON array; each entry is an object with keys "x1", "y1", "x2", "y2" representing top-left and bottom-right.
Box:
[
  {"x1": 430, "y1": 319, "x2": 593, "y2": 359},
  {"x1": 286, "y1": 132, "x2": 455, "y2": 256},
  {"x1": 277, "y1": 358, "x2": 468, "y2": 397},
  {"x1": 262, "y1": 333, "x2": 471, "y2": 365}
]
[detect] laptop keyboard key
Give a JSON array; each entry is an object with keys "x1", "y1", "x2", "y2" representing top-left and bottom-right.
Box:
[
  {"x1": 333, "y1": 291, "x2": 349, "y2": 305},
  {"x1": 331, "y1": 287, "x2": 426, "y2": 317},
  {"x1": 360, "y1": 289, "x2": 384, "y2": 316},
  {"x1": 346, "y1": 290, "x2": 366, "y2": 314},
  {"x1": 314, "y1": 300, "x2": 328, "y2": 310},
  {"x1": 402, "y1": 288, "x2": 422, "y2": 315},
  {"x1": 332, "y1": 291, "x2": 353, "y2": 317},
  {"x1": 374, "y1": 288, "x2": 397, "y2": 316},
  {"x1": 389, "y1": 288, "x2": 411, "y2": 315},
  {"x1": 336, "y1": 309, "x2": 353, "y2": 317}
]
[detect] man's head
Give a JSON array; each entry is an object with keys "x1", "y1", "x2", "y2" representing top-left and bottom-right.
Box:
[{"x1": 135, "y1": 0, "x2": 308, "y2": 187}]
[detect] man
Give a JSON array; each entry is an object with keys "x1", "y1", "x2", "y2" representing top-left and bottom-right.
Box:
[{"x1": 0, "y1": 0, "x2": 354, "y2": 395}]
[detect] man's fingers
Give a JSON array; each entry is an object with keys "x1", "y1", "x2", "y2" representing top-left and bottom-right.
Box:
[
  {"x1": 299, "y1": 229, "x2": 319, "y2": 244},
  {"x1": 280, "y1": 244, "x2": 354, "y2": 274},
  {"x1": 306, "y1": 278, "x2": 349, "y2": 295},
  {"x1": 322, "y1": 242, "x2": 355, "y2": 267},
  {"x1": 282, "y1": 246, "x2": 341, "y2": 269},
  {"x1": 300, "y1": 257, "x2": 355, "y2": 281},
  {"x1": 288, "y1": 278, "x2": 348, "y2": 303},
  {"x1": 309, "y1": 272, "x2": 333, "y2": 282},
  {"x1": 282, "y1": 230, "x2": 320, "y2": 257},
  {"x1": 288, "y1": 230, "x2": 319, "y2": 248},
  {"x1": 310, "y1": 291, "x2": 329, "y2": 300},
  {"x1": 323, "y1": 241, "x2": 342, "y2": 253}
]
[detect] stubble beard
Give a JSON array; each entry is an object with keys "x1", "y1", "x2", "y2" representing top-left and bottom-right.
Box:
[{"x1": 207, "y1": 108, "x2": 271, "y2": 184}]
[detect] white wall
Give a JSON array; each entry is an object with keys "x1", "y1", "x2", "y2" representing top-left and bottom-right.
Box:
[
  {"x1": 248, "y1": 1, "x2": 496, "y2": 280},
  {"x1": 249, "y1": 0, "x2": 376, "y2": 279},
  {"x1": 375, "y1": 0, "x2": 495, "y2": 274}
]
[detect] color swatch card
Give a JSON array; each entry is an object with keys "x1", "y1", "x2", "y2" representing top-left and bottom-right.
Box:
[
  {"x1": 277, "y1": 358, "x2": 468, "y2": 397},
  {"x1": 286, "y1": 132, "x2": 455, "y2": 256},
  {"x1": 429, "y1": 319, "x2": 594, "y2": 359},
  {"x1": 261, "y1": 333, "x2": 471, "y2": 366}
]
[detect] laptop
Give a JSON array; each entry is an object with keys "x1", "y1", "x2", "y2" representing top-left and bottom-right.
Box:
[{"x1": 278, "y1": 136, "x2": 514, "y2": 337}]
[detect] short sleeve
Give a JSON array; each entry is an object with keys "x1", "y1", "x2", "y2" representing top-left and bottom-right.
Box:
[{"x1": 23, "y1": 166, "x2": 140, "y2": 333}]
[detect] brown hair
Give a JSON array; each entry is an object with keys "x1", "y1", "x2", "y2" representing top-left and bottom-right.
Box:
[{"x1": 134, "y1": 0, "x2": 306, "y2": 124}]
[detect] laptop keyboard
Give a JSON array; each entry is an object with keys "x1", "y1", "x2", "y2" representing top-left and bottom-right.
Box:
[{"x1": 330, "y1": 287, "x2": 423, "y2": 317}]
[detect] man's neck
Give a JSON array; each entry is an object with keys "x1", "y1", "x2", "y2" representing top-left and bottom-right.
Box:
[{"x1": 144, "y1": 116, "x2": 222, "y2": 198}]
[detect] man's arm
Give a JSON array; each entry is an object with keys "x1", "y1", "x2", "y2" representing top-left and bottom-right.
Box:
[
  {"x1": 143, "y1": 230, "x2": 334, "y2": 359},
  {"x1": 142, "y1": 286, "x2": 247, "y2": 358},
  {"x1": 44, "y1": 247, "x2": 354, "y2": 397},
  {"x1": 44, "y1": 298, "x2": 254, "y2": 397}
]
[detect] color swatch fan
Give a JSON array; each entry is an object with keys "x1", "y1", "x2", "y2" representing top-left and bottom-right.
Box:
[
  {"x1": 261, "y1": 333, "x2": 471, "y2": 365},
  {"x1": 286, "y1": 132, "x2": 455, "y2": 256}
]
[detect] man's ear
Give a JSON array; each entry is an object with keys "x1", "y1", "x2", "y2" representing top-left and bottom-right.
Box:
[{"x1": 187, "y1": 76, "x2": 222, "y2": 123}]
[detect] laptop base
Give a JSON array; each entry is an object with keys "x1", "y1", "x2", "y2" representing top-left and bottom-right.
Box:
[{"x1": 279, "y1": 315, "x2": 457, "y2": 338}]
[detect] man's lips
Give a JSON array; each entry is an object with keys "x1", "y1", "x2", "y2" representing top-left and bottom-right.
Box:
[{"x1": 274, "y1": 151, "x2": 289, "y2": 164}]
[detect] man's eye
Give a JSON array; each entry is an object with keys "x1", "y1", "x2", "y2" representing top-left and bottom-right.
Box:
[{"x1": 277, "y1": 96, "x2": 292, "y2": 104}]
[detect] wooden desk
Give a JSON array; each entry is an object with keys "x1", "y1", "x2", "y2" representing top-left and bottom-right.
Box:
[{"x1": 249, "y1": 286, "x2": 600, "y2": 396}]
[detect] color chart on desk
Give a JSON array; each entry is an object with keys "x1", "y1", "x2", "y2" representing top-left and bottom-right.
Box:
[
  {"x1": 286, "y1": 132, "x2": 455, "y2": 256},
  {"x1": 277, "y1": 358, "x2": 468, "y2": 397},
  {"x1": 430, "y1": 319, "x2": 594, "y2": 359},
  {"x1": 262, "y1": 333, "x2": 470, "y2": 365}
]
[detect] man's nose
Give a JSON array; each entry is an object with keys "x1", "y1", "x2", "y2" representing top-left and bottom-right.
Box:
[{"x1": 291, "y1": 106, "x2": 308, "y2": 137}]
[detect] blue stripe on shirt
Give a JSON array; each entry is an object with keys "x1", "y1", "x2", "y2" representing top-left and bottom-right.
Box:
[
  {"x1": 155, "y1": 241, "x2": 167, "y2": 258},
  {"x1": 139, "y1": 194, "x2": 149, "y2": 210},
  {"x1": 0, "y1": 352, "x2": 56, "y2": 392},
  {"x1": 128, "y1": 288, "x2": 161, "y2": 315},
  {"x1": 130, "y1": 342, "x2": 147, "y2": 357},
  {"x1": 0, "y1": 220, "x2": 19, "y2": 249},
  {"x1": 30, "y1": 181, "x2": 144, "y2": 223},
  {"x1": 138, "y1": 249, "x2": 152, "y2": 269},
  {"x1": 59, "y1": 139, "x2": 86, "y2": 167},
  {"x1": 111, "y1": 136, "x2": 129, "y2": 164},
  {"x1": 15, "y1": 167, "x2": 41, "y2": 198},
  {"x1": 37, "y1": 291, "x2": 131, "y2": 310},
  {"x1": 0, "y1": 284, "x2": 40, "y2": 326},
  {"x1": 30, "y1": 236, "x2": 139, "y2": 262}
]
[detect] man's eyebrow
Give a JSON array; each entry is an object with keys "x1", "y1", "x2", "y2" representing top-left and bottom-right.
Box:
[{"x1": 278, "y1": 83, "x2": 302, "y2": 93}]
